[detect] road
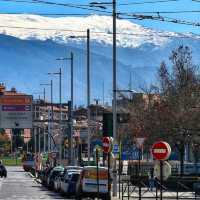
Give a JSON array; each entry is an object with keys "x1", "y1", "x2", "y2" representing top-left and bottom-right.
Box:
[{"x1": 0, "y1": 166, "x2": 65, "y2": 200}]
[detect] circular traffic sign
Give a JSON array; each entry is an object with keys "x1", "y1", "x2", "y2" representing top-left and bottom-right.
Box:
[
  {"x1": 151, "y1": 141, "x2": 171, "y2": 161},
  {"x1": 102, "y1": 137, "x2": 112, "y2": 153}
]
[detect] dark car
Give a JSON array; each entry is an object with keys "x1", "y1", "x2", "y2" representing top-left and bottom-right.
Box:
[
  {"x1": 0, "y1": 164, "x2": 7, "y2": 178},
  {"x1": 41, "y1": 167, "x2": 53, "y2": 186},
  {"x1": 47, "y1": 166, "x2": 64, "y2": 190}
]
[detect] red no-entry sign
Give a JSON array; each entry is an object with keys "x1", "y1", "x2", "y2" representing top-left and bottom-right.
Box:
[
  {"x1": 151, "y1": 141, "x2": 171, "y2": 161},
  {"x1": 102, "y1": 137, "x2": 112, "y2": 153}
]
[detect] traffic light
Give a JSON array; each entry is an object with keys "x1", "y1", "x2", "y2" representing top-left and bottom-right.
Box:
[
  {"x1": 103, "y1": 113, "x2": 113, "y2": 137},
  {"x1": 103, "y1": 113, "x2": 130, "y2": 137}
]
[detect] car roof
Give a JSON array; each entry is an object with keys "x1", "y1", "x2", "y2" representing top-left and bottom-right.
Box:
[
  {"x1": 68, "y1": 171, "x2": 81, "y2": 175},
  {"x1": 83, "y1": 166, "x2": 108, "y2": 170},
  {"x1": 65, "y1": 166, "x2": 83, "y2": 170},
  {"x1": 53, "y1": 166, "x2": 65, "y2": 171}
]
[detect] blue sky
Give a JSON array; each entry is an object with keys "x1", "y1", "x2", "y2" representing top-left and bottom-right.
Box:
[{"x1": 0, "y1": 0, "x2": 200, "y2": 34}]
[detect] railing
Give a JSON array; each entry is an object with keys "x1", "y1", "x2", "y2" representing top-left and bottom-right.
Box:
[{"x1": 120, "y1": 175, "x2": 200, "y2": 199}]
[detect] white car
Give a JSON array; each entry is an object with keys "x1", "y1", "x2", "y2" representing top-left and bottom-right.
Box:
[
  {"x1": 77, "y1": 166, "x2": 110, "y2": 199},
  {"x1": 60, "y1": 169, "x2": 82, "y2": 196}
]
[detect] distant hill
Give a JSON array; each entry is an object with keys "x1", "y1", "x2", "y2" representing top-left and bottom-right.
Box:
[{"x1": 0, "y1": 14, "x2": 200, "y2": 105}]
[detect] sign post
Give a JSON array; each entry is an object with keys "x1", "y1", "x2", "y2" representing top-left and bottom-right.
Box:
[
  {"x1": 102, "y1": 137, "x2": 112, "y2": 200},
  {"x1": 0, "y1": 95, "x2": 33, "y2": 129},
  {"x1": 135, "y1": 137, "x2": 145, "y2": 200},
  {"x1": 103, "y1": 137, "x2": 112, "y2": 154},
  {"x1": 151, "y1": 141, "x2": 171, "y2": 200}
]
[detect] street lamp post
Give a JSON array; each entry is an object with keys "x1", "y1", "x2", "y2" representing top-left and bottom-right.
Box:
[
  {"x1": 57, "y1": 52, "x2": 74, "y2": 164},
  {"x1": 40, "y1": 80, "x2": 53, "y2": 152},
  {"x1": 89, "y1": 0, "x2": 117, "y2": 196},
  {"x1": 69, "y1": 29, "x2": 91, "y2": 163},
  {"x1": 48, "y1": 68, "x2": 62, "y2": 164}
]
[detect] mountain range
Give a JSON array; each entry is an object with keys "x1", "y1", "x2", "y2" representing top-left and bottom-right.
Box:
[{"x1": 0, "y1": 14, "x2": 200, "y2": 105}]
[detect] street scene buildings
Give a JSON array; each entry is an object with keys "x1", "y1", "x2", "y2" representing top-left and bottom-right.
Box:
[{"x1": 0, "y1": 0, "x2": 200, "y2": 199}]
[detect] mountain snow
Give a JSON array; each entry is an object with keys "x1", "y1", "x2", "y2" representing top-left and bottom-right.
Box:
[
  {"x1": 0, "y1": 14, "x2": 179, "y2": 48},
  {"x1": 0, "y1": 14, "x2": 200, "y2": 104}
]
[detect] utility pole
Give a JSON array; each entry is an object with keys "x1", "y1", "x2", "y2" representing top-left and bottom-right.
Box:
[
  {"x1": 56, "y1": 53, "x2": 74, "y2": 164},
  {"x1": 102, "y1": 80, "x2": 105, "y2": 106},
  {"x1": 34, "y1": 127, "x2": 37, "y2": 154},
  {"x1": 59, "y1": 68, "x2": 62, "y2": 163},
  {"x1": 43, "y1": 88, "x2": 46, "y2": 102},
  {"x1": 112, "y1": 0, "x2": 118, "y2": 197},
  {"x1": 50, "y1": 80, "x2": 53, "y2": 152},
  {"x1": 68, "y1": 29, "x2": 91, "y2": 164},
  {"x1": 38, "y1": 127, "x2": 41, "y2": 153},
  {"x1": 87, "y1": 29, "x2": 91, "y2": 163},
  {"x1": 70, "y1": 52, "x2": 74, "y2": 165},
  {"x1": 48, "y1": 68, "x2": 62, "y2": 163},
  {"x1": 40, "y1": 81, "x2": 53, "y2": 153}
]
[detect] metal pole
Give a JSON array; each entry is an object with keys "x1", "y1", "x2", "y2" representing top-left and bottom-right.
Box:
[
  {"x1": 96, "y1": 149, "x2": 99, "y2": 200},
  {"x1": 59, "y1": 67, "x2": 62, "y2": 163},
  {"x1": 34, "y1": 127, "x2": 37, "y2": 154},
  {"x1": 43, "y1": 127, "x2": 46, "y2": 153},
  {"x1": 139, "y1": 147, "x2": 141, "y2": 200},
  {"x1": 43, "y1": 88, "x2": 46, "y2": 102},
  {"x1": 34, "y1": 127, "x2": 37, "y2": 177},
  {"x1": 108, "y1": 152, "x2": 111, "y2": 200},
  {"x1": 160, "y1": 161, "x2": 163, "y2": 200},
  {"x1": 38, "y1": 127, "x2": 41, "y2": 153},
  {"x1": 70, "y1": 52, "x2": 74, "y2": 164},
  {"x1": 112, "y1": 0, "x2": 118, "y2": 196},
  {"x1": 11, "y1": 129, "x2": 13, "y2": 155},
  {"x1": 103, "y1": 80, "x2": 105, "y2": 106},
  {"x1": 87, "y1": 29, "x2": 91, "y2": 163},
  {"x1": 50, "y1": 80, "x2": 53, "y2": 152},
  {"x1": 48, "y1": 108, "x2": 51, "y2": 153}
]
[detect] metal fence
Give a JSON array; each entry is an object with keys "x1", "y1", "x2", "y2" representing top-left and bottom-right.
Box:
[{"x1": 118, "y1": 162, "x2": 200, "y2": 200}]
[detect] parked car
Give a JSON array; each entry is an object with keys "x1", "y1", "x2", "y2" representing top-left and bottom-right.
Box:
[
  {"x1": 0, "y1": 164, "x2": 7, "y2": 178},
  {"x1": 60, "y1": 169, "x2": 82, "y2": 197},
  {"x1": 53, "y1": 171, "x2": 64, "y2": 192},
  {"x1": 41, "y1": 166, "x2": 53, "y2": 186},
  {"x1": 77, "y1": 166, "x2": 110, "y2": 199},
  {"x1": 22, "y1": 153, "x2": 35, "y2": 172},
  {"x1": 47, "y1": 166, "x2": 64, "y2": 190}
]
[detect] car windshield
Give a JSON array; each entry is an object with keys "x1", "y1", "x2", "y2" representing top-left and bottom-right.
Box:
[{"x1": 52, "y1": 171, "x2": 61, "y2": 178}]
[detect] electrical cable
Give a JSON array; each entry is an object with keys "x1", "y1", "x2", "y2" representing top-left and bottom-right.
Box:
[
  {"x1": 118, "y1": 13, "x2": 200, "y2": 27},
  {"x1": 118, "y1": 0, "x2": 180, "y2": 6}
]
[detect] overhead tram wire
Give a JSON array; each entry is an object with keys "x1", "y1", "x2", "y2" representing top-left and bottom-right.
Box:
[
  {"x1": 0, "y1": 12, "x2": 98, "y2": 16},
  {"x1": 0, "y1": 0, "x2": 180, "y2": 6},
  {"x1": 1, "y1": 0, "x2": 113, "y2": 14},
  {"x1": 0, "y1": 0, "x2": 181, "y2": 11},
  {"x1": 118, "y1": 0, "x2": 180, "y2": 6},
  {"x1": 118, "y1": 13, "x2": 200, "y2": 27},
  {"x1": 123, "y1": 10, "x2": 200, "y2": 14}
]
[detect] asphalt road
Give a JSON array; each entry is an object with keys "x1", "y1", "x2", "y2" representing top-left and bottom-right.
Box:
[{"x1": 0, "y1": 166, "x2": 65, "y2": 200}]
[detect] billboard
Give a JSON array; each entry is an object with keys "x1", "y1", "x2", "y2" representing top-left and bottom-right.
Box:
[{"x1": 0, "y1": 95, "x2": 33, "y2": 129}]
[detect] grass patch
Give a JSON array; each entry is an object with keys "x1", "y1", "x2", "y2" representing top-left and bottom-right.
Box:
[{"x1": 1, "y1": 157, "x2": 22, "y2": 166}]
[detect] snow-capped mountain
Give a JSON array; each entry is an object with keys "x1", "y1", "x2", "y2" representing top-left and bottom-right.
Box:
[{"x1": 0, "y1": 14, "x2": 200, "y2": 105}]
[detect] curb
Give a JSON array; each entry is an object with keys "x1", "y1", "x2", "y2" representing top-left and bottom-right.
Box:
[{"x1": 27, "y1": 172, "x2": 42, "y2": 184}]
